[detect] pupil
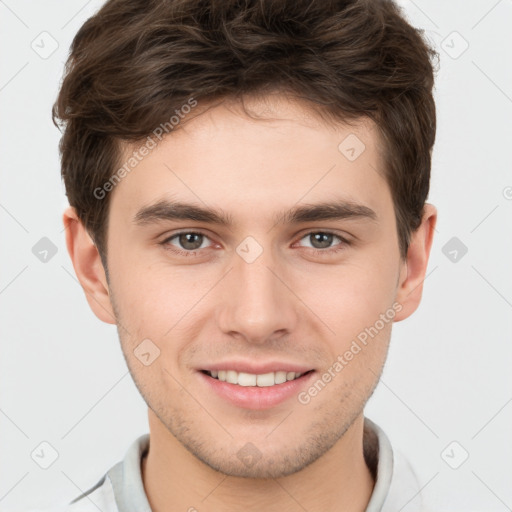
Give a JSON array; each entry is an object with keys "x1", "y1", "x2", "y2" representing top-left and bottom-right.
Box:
[
  {"x1": 180, "y1": 233, "x2": 202, "y2": 250},
  {"x1": 311, "y1": 232, "x2": 332, "y2": 249}
]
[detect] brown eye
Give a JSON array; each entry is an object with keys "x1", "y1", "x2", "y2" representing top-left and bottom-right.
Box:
[
  {"x1": 299, "y1": 232, "x2": 343, "y2": 250},
  {"x1": 162, "y1": 231, "x2": 212, "y2": 254},
  {"x1": 177, "y1": 233, "x2": 204, "y2": 250},
  {"x1": 309, "y1": 232, "x2": 335, "y2": 249}
]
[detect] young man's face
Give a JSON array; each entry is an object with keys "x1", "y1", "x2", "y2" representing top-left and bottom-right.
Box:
[{"x1": 67, "y1": 94, "x2": 435, "y2": 479}]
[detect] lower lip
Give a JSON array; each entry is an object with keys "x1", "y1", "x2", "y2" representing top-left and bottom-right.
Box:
[{"x1": 198, "y1": 371, "x2": 316, "y2": 410}]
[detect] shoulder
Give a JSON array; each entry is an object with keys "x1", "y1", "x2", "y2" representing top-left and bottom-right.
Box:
[
  {"x1": 382, "y1": 447, "x2": 425, "y2": 512},
  {"x1": 364, "y1": 417, "x2": 430, "y2": 512},
  {"x1": 24, "y1": 434, "x2": 151, "y2": 512},
  {"x1": 25, "y1": 472, "x2": 118, "y2": 512}
]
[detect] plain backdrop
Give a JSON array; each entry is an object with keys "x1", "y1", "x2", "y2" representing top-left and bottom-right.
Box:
[{"x1": 1, "y1": 1, "x2": 511, "y2": 511}]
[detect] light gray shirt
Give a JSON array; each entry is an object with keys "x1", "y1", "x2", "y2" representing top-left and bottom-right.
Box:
[{"x1": 29, "y1": 417, "x2": 425, "y2": 511}]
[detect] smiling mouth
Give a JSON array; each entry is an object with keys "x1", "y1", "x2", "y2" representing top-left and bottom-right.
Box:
[{"x1": 200, "y1": 369, "x2": 315, "y2": 387}]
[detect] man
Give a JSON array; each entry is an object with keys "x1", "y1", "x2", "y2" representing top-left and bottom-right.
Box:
[{"x1": 45, "y1": 0, "x2": 438, "y2": 510}]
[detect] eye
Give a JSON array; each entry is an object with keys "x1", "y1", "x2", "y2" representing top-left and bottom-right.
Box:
[
  {"x1": 159, "y1": 230, "x2": 351, "y2": 259},
  {"x1": 296, "y1": 231, "x2": 350, "y2": 254},
  {"x1": 161, "y1": 231, "x2": 213, "y2": 255}
]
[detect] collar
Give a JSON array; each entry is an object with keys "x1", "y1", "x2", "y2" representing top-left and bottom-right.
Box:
[{"x1": 103, "y1": 416, "x2": 412, "y2": 511}]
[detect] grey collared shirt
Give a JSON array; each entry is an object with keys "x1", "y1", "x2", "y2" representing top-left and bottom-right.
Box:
[{"x1": 29, "y1": 417, "x2": 425, "y2": 512}]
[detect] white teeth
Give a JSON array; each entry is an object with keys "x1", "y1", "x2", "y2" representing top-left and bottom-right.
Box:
[
  {"x1": 238, "y1": 372, "x2": 257, "y2": 386},
  {"x1": 207, "y1": 369, "x2": 308, "y2": 386},
  {"x1": 275, "y1": 371, "x2": 287, "y2": 384},
  {"x1": 256, "y1": 372, "x2": 275, "y2": 387},
  {"x1": 226, "y1": 370, "x2": 238, "y2": 384}
]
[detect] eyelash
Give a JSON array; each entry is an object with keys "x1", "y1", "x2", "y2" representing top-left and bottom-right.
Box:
[{"x1": 159, "y1": 230, "x2": 351, "y2": 258}]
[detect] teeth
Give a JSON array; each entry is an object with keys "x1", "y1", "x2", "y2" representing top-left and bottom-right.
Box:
[
  {"x1": 238, "y1": 372, "x2": 257, "y2": 386},
  {"x1": 275, "y1": 371, "x2": 287, "y2": 384},
  {"x1": 256, "y1": 372, "x2": 275, "y2": 387},
  {"x1": 209, "y1": 370, "x2": 307, "y2": 386},
  {"x1": 226, "y1": 370, "x2": 238, "y2": 384}
]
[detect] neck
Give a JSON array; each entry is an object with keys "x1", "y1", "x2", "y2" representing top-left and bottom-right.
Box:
[{"x1": 141, "y1": 412, "x2": 375, "y2": 512}]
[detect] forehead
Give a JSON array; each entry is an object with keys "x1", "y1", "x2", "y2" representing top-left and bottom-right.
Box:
[{"x1": 110, "y1": 94, "x2": 391, "y2": 226}]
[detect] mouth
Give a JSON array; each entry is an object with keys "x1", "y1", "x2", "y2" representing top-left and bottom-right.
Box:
[
  {"x1": 197, "y1": 367, "x2": 317, "y2": 410},
  {"x1": 200, "y1": 369, "x2": 315, "y2": 387}
]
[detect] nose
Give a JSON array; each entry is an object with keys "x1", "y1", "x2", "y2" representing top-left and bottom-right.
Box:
[{"x1": 216, "y1": 247, "x2": 299, "y2": 345}]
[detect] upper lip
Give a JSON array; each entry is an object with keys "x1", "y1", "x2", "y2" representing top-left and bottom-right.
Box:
[{"x1": 199, "y1": 360, "x2": 315, "y2": 375}]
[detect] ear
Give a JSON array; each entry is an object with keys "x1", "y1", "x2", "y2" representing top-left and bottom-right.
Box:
[
  {"x1": 394, "y1": 203, "x2": 437, "y2": 322},
  {"x1": 63, "y1": 206, "x2": 116, "y2": 324}
]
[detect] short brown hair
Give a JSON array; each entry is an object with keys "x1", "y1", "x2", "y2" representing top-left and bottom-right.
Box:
[{"x1": 53, "y1": 0, "x2": 438, "y2": 264}]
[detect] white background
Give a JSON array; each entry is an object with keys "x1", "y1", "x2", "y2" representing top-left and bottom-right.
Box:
[{"x1": 1, "y1": 1, "x2": 511, "y2": 511}]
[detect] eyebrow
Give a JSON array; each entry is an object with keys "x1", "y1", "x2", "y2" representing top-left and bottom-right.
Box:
[{"x1": 133, "y1": 199, "x2": 377, "y2": 227}]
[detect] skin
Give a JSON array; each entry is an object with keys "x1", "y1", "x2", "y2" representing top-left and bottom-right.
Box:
[{"x1": 64, "y1": 93, "x2": 436, "y2": 512}]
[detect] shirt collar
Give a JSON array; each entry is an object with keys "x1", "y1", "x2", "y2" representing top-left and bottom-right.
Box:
[{"x1": 106, "y1": 416, "x2": 399, "y2": 512}]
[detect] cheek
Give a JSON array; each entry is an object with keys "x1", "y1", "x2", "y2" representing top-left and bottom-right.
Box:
[
  {"x1": 109, "y1": 257, "x2": 213, "y2": 358},
  {"x1": 110, "y1": 248, "x2": 185, "y2": 312},
  {"x1": 297, "y1": 259, "x2": 398, "y2": 334},
  {"x1": 109, "y1": 234, "x2": 399, "y2": 354}
]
